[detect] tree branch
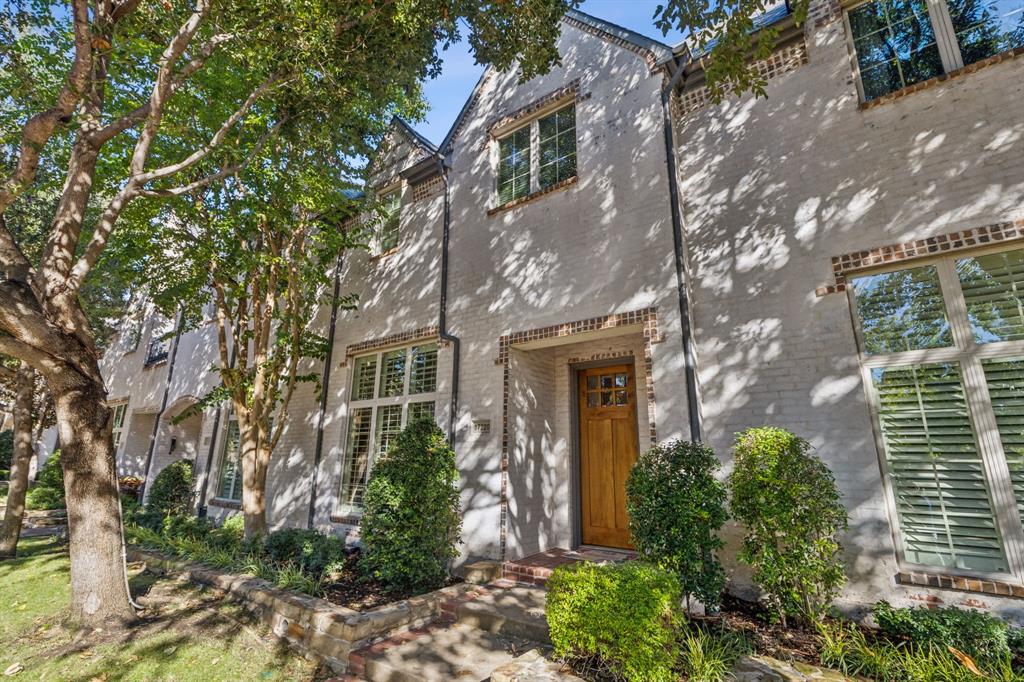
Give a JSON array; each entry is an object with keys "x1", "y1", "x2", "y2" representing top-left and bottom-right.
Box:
[
  {"x1": 0, "y1": 213, "x2": 31, "y2": 275},
  {"x1": 134, "y1": 74, "x2": 284, "y2": 184},
  {"x1": 0, "y1": 0, "x2": 92, "y2": 213},
  {"x1": 88, "y1": 33, "x2": 235, "y2": 146}
]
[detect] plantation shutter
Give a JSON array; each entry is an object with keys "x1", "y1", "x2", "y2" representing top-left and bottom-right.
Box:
[
  {"x1": 957, "y1": 248, "x2": 1024, "y2": 343},
  {"x1": 872, "y1": 362, "x2": 1008, "y2": 573},
  {"x1": 982, "y1": 358, "x2": 1024, "y2": 527}
]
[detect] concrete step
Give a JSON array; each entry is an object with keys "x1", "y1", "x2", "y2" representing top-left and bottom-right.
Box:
[
  {"x1": 455, "y1": 585, "x2": 550, "y2": 644},
  {"x1": 355, "y1": 623, "x2": 537, "y2": 682}
]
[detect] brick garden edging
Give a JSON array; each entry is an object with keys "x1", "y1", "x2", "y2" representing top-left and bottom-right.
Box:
[{"x1": 126, "y1": 546, "x2": 475, "y2": 673}]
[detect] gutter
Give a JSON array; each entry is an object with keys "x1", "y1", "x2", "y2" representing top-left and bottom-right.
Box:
[
  {"x1": 660, "y1": 58, "x2": 703, "y2": 442},
  {"x1": 307, "y1": 251, "x2": 345, "y2": 529},
  {"x1": 139, "y1": 307, "x2": 185, "y2": 501},
  {"x1": 437, "y1": 156, "x2": 461, "y2": 445}
]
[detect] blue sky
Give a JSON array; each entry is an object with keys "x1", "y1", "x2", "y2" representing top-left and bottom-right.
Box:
[{"x1": 414, "y1": 0, "x2": 686, "y2": 144}]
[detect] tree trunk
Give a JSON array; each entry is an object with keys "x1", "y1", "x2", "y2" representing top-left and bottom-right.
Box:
[
  {"x1": 51, "y1": 364, "x2": 135, "y2": 627},
  {"x1": 240, "y1": 424, "x2": 269, "y2": 538},
  {"x1": 0, "y1": 363, "x2": 35, "y2": 558}
]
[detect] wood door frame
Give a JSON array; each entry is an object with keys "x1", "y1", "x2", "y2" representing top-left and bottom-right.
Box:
[{"x1": 569, "y1": 356, "x2": 641, "y2": 550}]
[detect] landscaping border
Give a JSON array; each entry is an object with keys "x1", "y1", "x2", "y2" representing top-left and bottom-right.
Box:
[{"x1": 126, "y1": 546, "x2": 475, "y2": 673}]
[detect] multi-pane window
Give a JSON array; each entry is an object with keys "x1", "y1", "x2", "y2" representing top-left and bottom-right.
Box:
[
  {"x1": 498, "y1": 128, "x2": 531, "y2": 205},
  {"x1": 378, "y1": 190, "x2": 401, "y2": 254},
  {"x1": 850, "y1": 246, "x2": 1024, "y2": 578},
  {"x1": 217, "y1": 420, "x2": 243, "y2": 501},
  {"x1": 538, "y1": 104, "x2": 577, "y2": 188},
  {"x1": 338, "y1": 343, "x2": 440, "y2": 513},
  {"x1": 847, "y1": 0, "x2": 1024, "y2": 100},
  {"x1": 111, "y1": 403, "x2": 128, "y2": 448},
  {"x1": 495, "y1": 103, "x2": 577, "y2": 207}
]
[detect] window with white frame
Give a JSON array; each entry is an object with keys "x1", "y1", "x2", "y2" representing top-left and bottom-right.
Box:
[
  {"x1": 847, "y1": 0, "x2": 1024, "y2": 100},
  {"x1": 338, "y1": 343, "x2": 439, "y2": 513},
  {"x1": 496, "y1": 102, "x2": 577, "y2": 207},
  {"x1": 111, "y1": 402, "x2": 128, "y2": 448},
  {"x1": 217, "y1": 419, "x2": 243, "y2": 501},
  {"x1": 378, "y1": 189, "x2": 401, "y2": 254},
  {"x1": 850, "y1": 246, "x2": 1024, "y2": 579}
]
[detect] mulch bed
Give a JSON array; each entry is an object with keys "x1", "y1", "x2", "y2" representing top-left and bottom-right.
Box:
[
  {"x1": 695, "y1": 593, "x2": 824, "y2": 664},
  {"x1": 319, "y1": 548, "x2": 462, "y2": 612}
]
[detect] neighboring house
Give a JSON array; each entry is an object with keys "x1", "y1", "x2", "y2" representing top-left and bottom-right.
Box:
[{"x1": 91, "y1": 0, "x2": 1024, "y2": 618}]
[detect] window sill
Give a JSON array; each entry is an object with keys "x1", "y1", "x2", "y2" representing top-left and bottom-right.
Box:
[
  {"x1": 488, "y1": 176, "x2": 578, "y2": 216},
  {"x1": 370, "y1": 246, "x2": 401, "y2": 262},
  {"x1": 860, "y1": 45, "x2": 1024, "y2": 111},
  {"x1": 209, "y1": 498, "x2": 242, "y2": 510},
  {"x1": 897, "y1": 570, "x2": 1024, "y2": 599},
  {"x1": 330, "y1": 513, "x2": 362, "y2": 526}
]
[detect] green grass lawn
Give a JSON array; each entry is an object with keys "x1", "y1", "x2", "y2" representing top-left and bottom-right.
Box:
[{"x1": 0, "y1": 537, "x2": 327, "y2": 681}]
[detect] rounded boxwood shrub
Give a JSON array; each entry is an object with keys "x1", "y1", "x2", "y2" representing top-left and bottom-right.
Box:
[
  {"x1": 359, "y1": 418, "x2": 462, "y2": 593},
  {"x1": 546, "y1": 561, "x2": 682, "y2": 682},
  {"x1": 26, "y1": 450, "x2": 64, "y2": 510},
  {"x1": 730, "y1": 427, "x2": 848, "y2": 626},
  {"x1": 626, "y1": 438, "x2": 728, "y2": 609},
  {"x1": 147, "y1": 459, "x2": 195, "y2": 517}
]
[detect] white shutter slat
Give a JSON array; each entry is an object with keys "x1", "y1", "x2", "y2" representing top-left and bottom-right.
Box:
[
  {"x1": 873, "y1": 362, "x2": 1009, "y2": 573},
  {"x1": 982, "y1": 357, "x2": 1024, "y2": 528}
]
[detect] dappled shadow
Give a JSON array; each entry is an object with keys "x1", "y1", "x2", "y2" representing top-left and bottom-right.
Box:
[{"x1": 675, "y1": 20, "x2": 1024, "y2": 602}]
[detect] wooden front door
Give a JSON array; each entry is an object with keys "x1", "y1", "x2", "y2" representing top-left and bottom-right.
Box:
[{"x1": 578, "y1": 364, "x2": 639, "y2": 549}]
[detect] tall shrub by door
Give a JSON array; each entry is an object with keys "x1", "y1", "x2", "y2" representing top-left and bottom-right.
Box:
[
  {"x1": 359, "y1": 419, "x2": 461, "y2": 593},
  {"x1": 626, "y1": 439, "x2": 728, "y2": 609},
  {"x1": 729, "y1": 427, "x2": 848, "y2": 626}
]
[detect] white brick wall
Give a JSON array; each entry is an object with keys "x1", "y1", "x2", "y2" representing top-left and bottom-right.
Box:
[{"x1": 676, "y1": 2, "x2": 1024, "y2": 616}]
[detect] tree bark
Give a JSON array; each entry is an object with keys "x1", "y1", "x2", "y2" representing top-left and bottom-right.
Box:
[
  {"x1": 51, "y1": 361, "x2": 135, "y2": 626},
  {"x1": 239, "y1": 422, "x2": 269, "y2": 538},
  {"x1": 0, "y1": 363, "x2": 35, "y2": 558}
]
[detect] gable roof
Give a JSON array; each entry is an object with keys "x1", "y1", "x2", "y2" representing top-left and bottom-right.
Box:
[
  {"x1": 439, "y1": 9, "x2": 674, "y2": 154},
  {"x1": 394, "y1": 116, "x2": 438, "y2": 155},
  {"x1": 676, "y1": 2, "x2": 793, "y2": 57}
]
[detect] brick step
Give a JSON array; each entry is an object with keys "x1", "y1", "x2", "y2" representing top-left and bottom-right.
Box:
[
  {"x1": 350, "y1": 623, "x2": 538, "y2": 682},
  {"x1": 455, "y1": 584, "x2": 550, "y2": 644}
]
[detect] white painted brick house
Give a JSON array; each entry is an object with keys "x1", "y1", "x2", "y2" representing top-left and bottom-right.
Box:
[{"x1": 78, "y1": 0, "x2": 1024, "y2": 617}]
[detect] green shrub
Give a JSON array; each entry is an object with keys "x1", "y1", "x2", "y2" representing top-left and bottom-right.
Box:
[
  {"x1": 359, "y1": 419, "x2": 461, "y2": 592},
  {"x1": 146, "y1": 459, "x2": 195, "y2": 517},
  {"x1": 546, "y1": 561, "x2": 682, "y2": 682},
  {"x1": 729, "y1": 427, "x2": 848, "y2": 626},
  {"x1": 0, "y1": 430, "x2": 12, "y2": 471},
  {"x1": 262, "y1": 528, "x2": 346, "y2": 575},
  {"x1": 626, "y1": 439, "x2": 728, "y2": 609},
  {"x1": 26, "y1": 450, "x2": 64, "y2": 510},
  {"x1": 818, "y1": 620, "x2": 1017, "y2": 681},
  {"x1": 873, "y1": 601, "x2": 1011, "y2": 665}
]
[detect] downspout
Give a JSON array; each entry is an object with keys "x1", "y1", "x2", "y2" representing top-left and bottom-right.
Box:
[
  {"x1": 139, "y1": 307, "x2": 185, "y2": 501},
  {"x1": 660, "y1": 58, "x2": 703, "y2": 442},
  {"x1": 307, "y1": 251, "x2": 345, "y2": 529},
  {"x1": 196, "y1": 341, "x2": 236, "y2": 518},
  {"x1": 437, "y1": 155, "x2": 461, "y2": 446}
]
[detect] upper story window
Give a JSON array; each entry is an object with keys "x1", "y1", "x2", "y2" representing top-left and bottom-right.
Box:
[
  {"x1": 495, "y1": 103, "x2": 577, "y2": 207},
  {"x1": 111, "y1": 402, "x2": 128, "y2": 448},
  {"x1": 339, "y1": 343, "x2": 439, "y2": 514},
  {"x1": 849, "y1": 246, "x2": 1024, "y2": 579},
  {"x1": 847, "y1": 0, "x2": 1024, "y2": 100},
  {"x1": 378, "y1": 189, "x2": 401, "y2": 254}
]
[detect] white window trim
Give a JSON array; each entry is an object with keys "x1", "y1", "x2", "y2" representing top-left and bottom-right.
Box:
[
  {"x1": 336, "y1": 343, "x2": 440, "y2": 517},
  {"x1": 215, "y1": 415, "x2": 243, "y2": 502},
  {"x1": 842, "y1": 0, "x2": 1011, "y2": 101},
  {"x1": 374, "y1": 182, "x2": 403, "y2": 257},
  {"x1": 848, "y1": 246, "x2": 1024, "y2": 583},
  {"x1": 493, "y1": 101, "x2": 577, "y2": 207},
  {"x1": 110, "y1": 401, "x2": 129, "y2": 450}
]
